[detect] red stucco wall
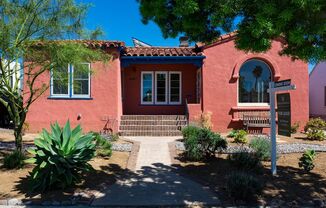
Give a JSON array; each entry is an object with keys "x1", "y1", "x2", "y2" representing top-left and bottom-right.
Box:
[
  {"x1": 202, "y1": 39, "x2": 309, "y2": 132},
  {"x1": 122, "y1": 64, "x2": 198, "y2": 115},
  {"x1": 25, "y1": 52, "x2": 122, "y2": 133}
]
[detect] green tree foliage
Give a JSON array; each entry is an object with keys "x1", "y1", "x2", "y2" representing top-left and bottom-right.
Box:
[
  {"x1": 0, "y1": 0, "x2": 109, "y2": 152},
  {"x1": 138, "y1": 0, "x2": 326, "y2": 62},
  {"x1": 25, "y1": 121, "x2": 96, "y2": 192}
]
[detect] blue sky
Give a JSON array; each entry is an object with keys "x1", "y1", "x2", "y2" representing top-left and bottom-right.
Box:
[{"x1": 81, "y1": 0, "x2": 314, "y2": 72}]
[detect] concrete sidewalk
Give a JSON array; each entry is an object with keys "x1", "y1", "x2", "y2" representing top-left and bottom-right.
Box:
[{"x1": 92, "y1": 136, "x2": 220, "y2": 207}]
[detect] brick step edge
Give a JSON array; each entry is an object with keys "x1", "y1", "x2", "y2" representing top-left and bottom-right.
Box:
[{"x1": 120, "y1": 131, "x2": 182, "y2": 136}]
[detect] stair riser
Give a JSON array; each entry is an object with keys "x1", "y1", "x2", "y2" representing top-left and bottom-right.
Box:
[
  {"x1": 121, "y1": 115, "x2": 187, "y2": 120},
  {"x1": 120, "y1": 120, "x2": 187, "y2": 126},
  {"x1": 120, "y1": 125, "x2": 183, "y2": 131},
  {"x1": 120, "y1": 131, "x2": 182, "y2": 136}
]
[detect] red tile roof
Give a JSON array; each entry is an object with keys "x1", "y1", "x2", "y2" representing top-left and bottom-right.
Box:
[
  {"x1": 196, "y1": 32, "x2": 237, "y2": 49},
  {"x1": 32, "y1": 40, "x2": 125, "y2": 48},
  {"x1": 121, "y1": 47, "x2": 203, "y2": 57}
]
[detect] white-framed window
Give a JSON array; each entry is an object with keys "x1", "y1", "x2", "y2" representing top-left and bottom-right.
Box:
[
  {"x1": 72, "y1": 63, "x2": 91, "y2": 98},
  {"x1": 141, "y1": 71, "x2": 182, "y2": 105},
  {"x1": 141, "y1": 71, "x2": 154, "y2": 104},
  {"x1": 169, "y1": 72, "x2": 181, "y2": 104},
  {"x1": 155, "y1": 72, "x2": 168, "y2": 104},
  {"x1": 50, "y1": 63, "x2": 91, "y2": 98},
  {"x1": 51, "y1": 65, "x2": 70, "y2": 97}
]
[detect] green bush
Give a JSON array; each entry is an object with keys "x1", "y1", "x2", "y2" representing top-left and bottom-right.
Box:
[
  {"x1": 233, "y1": 130, "x2": 248, "y2": 144},
  {"x1": 93, "y1": 132, "x2": 112, "y2": 157},
  {"x1": 227, "y1": 129, "x2": 238, "y2": 138},
  {"x1": 228, "y1": 151, "x2": 262, "y2": 172},
  {"x1": 291, "y1": 122, "x2": 300, "y2": 134},
  {"x1": 25, "y1": 121, "x2": 96, "y2": 192},
  {"x1": 306, "y1": 129, "x2": 326, "y2": 141},
  {"x1": 182, "y1": 125, "x2": 201, "y2": 139},
  {"x1": 182, "y1": 126, "x2": 227, "y2": 160},
  {"x1": 249, "y1": 137, "x2": 271, "y2": 161},
  {"x1": 3, "y1": 150, "x2": 26, "y2": 169},
  {"x1": 227, "y1": 171, "x2": 263, "y2": 201},
  {"x1": 304, "y1": 118, "x2": 326, "y2": 132},
  {"x1": 299, "y1": 149, "x2": 317, "y2": 172}
]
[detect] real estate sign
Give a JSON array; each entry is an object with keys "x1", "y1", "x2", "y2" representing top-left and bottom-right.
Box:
[{"x1": 277, "y1": 93, "x2": 291, "y2": 137}]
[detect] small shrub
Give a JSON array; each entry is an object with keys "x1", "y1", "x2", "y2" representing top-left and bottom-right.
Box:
[
  {"x1": 306, "y1": 129, "x2": 326, "y2": 141},
  {"x1": 233, "y1": 130, "x2": 248, "y2": 144},
  {"x1": 109, "y1": 133, "x2": 119, "y2": 142},
  {"x1": 304, "y1": 118, "x2": 326, "y2": 132},
  {"x1": 228, "y1": 151, "x2": 262, "y2": 172},
  {"x1": 227, "y1": 171, "x2": 263, "y2": 201},
  {"x1": 93, "y1": 132, "x2": 112, "y2": 157},
  {"x1": 25, "y1": 121, "x2": 96, "y2": 192},
  {"x1": 299, "y1": 149, "x2": 317, "y2": 172},
  {"x1": 291, "y1": 122, "x2": 300, "y2": 134},
  {"x1": 182, "y1": 125, "x2": 201, "y2": 139},
  {"x1": 249, "y1": 137, "x2": 271, "y2": 161},
  {"x1": 227, "y1": 129, "x2": 238, "y2": 138},
  {"x1": 3, "y1": 150, "x2": 26, "y2": 169},
  {"x1": 182, "y1": 126, "x2": 227, "y2": 160},
  {"x1": 199, "y1": 111, "x2": 213, "y2": 129}
]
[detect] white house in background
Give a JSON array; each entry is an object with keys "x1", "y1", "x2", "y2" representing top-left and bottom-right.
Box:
[
  {"x1": 0, "y1": 60, "x2": 22, "y2": 128},
  {"x1": 309, "y1": 62, "x2": 326, "y2": 119}
]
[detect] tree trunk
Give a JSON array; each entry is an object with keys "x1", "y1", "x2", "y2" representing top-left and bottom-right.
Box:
[
  {"x1": 14, "y1": 127, "x2": 23, "y2": 152},
  {"x1": 13, "y1": 111, "x2": 25, "y2": 153}
]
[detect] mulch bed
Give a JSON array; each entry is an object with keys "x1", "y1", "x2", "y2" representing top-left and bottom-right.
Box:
[
  {"x1": 172, "y1": 150, "x2": 326, "y2": 207},
  {"x1": 0, "y1": 150, "x2": 130, "y2": 205}
]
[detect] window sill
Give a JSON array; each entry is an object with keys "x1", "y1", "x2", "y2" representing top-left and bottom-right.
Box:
[
  {"x1": 140, "y1": 103, "x2": 182, "y2": 106},
  {"x1": 48, "y1": 96, "x2": 93, "y2": 100}
]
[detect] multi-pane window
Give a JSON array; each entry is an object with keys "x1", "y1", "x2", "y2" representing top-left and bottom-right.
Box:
[
  {"x1": 141, "y1": 71, "x2": 181, "y2": 105},
  {"x1": 141, "y1": 72, "x2": 153, "y2": 104},
  {"x1": 51, "y1": 63, "x2": 90, "y2": 98},
  {"x1": 238, "y1": 59, "x2": 271, "y2": 104},
  {"x1": 169, "y1": 72, "x2": 181, "y2": 104},
  {"x1": 73, "y1": 64, "x2": 90, "y2": 96},
  {"x1": 52, "y1": 66, "x2": 69, "y2": 96},
  {"x1": 155, "y1": 72, "x2": 167, "y2": 104}
]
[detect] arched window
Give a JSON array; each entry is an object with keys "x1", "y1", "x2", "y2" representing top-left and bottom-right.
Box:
[{"x1": 238, "y1": 59, "x2": 272, "y2": 104}]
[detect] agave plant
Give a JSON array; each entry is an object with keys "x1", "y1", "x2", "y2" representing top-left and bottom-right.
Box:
[{"x1": 25, "y1": 121, "x2": 96, "y2": 192}]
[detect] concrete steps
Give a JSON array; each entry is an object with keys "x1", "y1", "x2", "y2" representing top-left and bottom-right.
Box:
[{"x1": 119, "y1": 115, "x2": 187, "y2": 136}]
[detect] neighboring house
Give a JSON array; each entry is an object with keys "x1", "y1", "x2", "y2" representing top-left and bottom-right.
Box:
[
  {"x1": 0, "y1": 61, "x2": 21, "y2": 128},
  {"x1": 24, "y1": 33, "x2": 309, "y2": 135},
  {"x1": 309, "y1": 62, "x2": 326, "y2": 119}
]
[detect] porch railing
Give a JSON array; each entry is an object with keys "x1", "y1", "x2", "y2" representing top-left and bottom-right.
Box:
[{"x1": 185, "y1": 98, "x2": 190, "y2": 126}]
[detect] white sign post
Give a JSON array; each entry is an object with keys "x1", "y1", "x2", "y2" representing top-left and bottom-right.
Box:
[{"x1": 268, "y1": 80, "x2": 296, "y2": 175}]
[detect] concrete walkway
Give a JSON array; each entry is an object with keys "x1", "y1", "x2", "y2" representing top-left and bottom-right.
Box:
[{"x1": 92, "y1": 136, "x2": 220, "y2": 207}]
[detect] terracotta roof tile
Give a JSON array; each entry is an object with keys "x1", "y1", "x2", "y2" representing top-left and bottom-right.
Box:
[
  {"x1": 196, "y1": 31, "x2": 237, "y2": 49},
  {"x1": 121, "y1": 47, "x2": 203, "y2": 57},
  {"x1": 32, "y1": 40, "x2": 125, "y2": 48}
]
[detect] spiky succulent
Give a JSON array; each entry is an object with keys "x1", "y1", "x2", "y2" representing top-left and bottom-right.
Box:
[{"x1": 25, "y1": 121, "x2": 96, "y2": 191}]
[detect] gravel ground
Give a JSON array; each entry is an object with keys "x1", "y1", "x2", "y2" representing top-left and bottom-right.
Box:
[
  {"x1": 175, "y1": 141, "x2": 326, "y2": 154},
  {"x1": 0, "y1": 141, "x2": 132, "y2": 152},
  {"x1": 111, "y1": 143, "x2": 132, "y2": 152}
]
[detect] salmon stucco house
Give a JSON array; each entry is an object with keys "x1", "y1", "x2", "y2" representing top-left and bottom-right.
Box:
[{"x1": 24, "y1": 33, "x2": 309, "y2": 136}]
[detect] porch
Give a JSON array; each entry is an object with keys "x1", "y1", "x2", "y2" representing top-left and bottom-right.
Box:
[
  {"x1": 120, "y1": 47, "x2": 204, "y2": 115},
  {"x1": 119, "y1": 47, "x2": 204, "y2": 136}
]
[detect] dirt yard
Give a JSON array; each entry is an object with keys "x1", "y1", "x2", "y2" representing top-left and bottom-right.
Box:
[
  {"x1": 173, "y1": 151, "x2": 326, "y2": 206},
  {"x1": 0, "y1": 150, "x2": 130, "y2": 202}
]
